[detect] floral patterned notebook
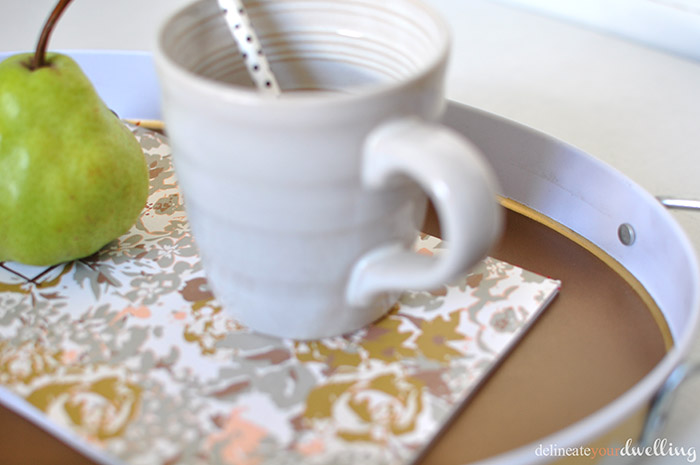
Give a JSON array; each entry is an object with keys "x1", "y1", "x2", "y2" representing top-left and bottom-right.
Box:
[{"x1": 0, "y1": 127, "x2": 560, "y2": 465}]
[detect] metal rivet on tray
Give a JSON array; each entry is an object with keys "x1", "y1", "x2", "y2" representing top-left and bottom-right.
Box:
[{"x1": 618, "y1": 223, "x2": 636, "y2": 246}]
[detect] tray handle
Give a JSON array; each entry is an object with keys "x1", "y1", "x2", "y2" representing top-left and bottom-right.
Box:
[
  {"x1": 640, "y1": 362, "x2": 700, "y2": 446},
  {"x1": 639, "y1": 196, "x2": 700, "y2": 446},
  {"x1": 657, "y1": 196, "x2": 700, "y2": 211}
]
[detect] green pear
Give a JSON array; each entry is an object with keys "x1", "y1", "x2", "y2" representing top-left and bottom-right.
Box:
[
  {"x1": 0, "y1": 52, "x2": 149, "y2": 266},
  {"x1": 0, "y1": 1, "x2": 149, "y2": 266}
]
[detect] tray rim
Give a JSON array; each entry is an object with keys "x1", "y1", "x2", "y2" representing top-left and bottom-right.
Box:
[
  {"x1": 499, "y1": 197, "x2": 674, "y2": 351},
  {"x1": 441, "y1": 102, "x2": 700, "y2": 464}
]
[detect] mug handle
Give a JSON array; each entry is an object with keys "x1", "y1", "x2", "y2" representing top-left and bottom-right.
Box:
[{"x1": 345, "y1": 117, "x2": 503, "y2": 306}]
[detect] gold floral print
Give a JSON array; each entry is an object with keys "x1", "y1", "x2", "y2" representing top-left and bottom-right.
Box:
[
  {"x1": 0, "y1": 341, "x2": 62, "y2": 385},
  {"x1": 413, "y1": 312, "x2": 466, "y2": 362},
  {"x1": 303, "y1": 372, "x2": 425, "y2": 443},
  {"x1": 26, "y1": 375, "x2": 142, "y2": 441},
  {"x1": 360, "y1": 315, "x2": 418, "y2": 363}
]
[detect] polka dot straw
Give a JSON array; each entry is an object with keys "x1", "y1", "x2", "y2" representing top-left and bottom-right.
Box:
[{"x1": 217, "y1": 0, "x2": 281, "y2": 96}]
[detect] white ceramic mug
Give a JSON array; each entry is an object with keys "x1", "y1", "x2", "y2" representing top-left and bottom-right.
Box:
[{"x1": 155, "y1": 0, "x2": 502, "y2": 339}]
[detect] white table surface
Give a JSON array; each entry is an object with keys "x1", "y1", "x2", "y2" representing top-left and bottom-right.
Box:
[{"x1": 2, "y1": 0, "x2": 700, "y2": 462}]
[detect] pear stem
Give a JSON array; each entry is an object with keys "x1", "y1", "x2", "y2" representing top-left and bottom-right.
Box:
[{"x1": 30, "y1": 0, "x2": 74, "y2": 70}]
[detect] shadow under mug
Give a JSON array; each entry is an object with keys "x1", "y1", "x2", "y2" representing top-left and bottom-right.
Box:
[{"x1": 155, "y1": 0, "x2": 503, "y2": 339}]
